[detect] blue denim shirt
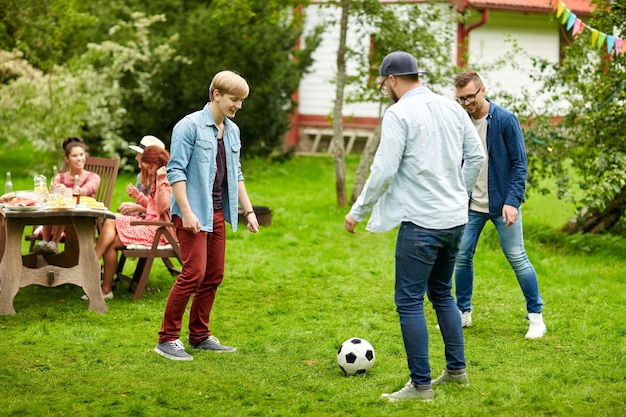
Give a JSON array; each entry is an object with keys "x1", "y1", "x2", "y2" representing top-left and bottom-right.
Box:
[
  {"x1": 350, "y1": 87, "x2": 486, "y2": 232},
  {"x1": 483, "y1": 100, "x2": 527, "y2": 215},
  {"x1": 167, "y1": 104, "x2": 244, "y2": 232}
]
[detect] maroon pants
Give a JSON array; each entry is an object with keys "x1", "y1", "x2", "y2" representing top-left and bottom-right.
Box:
[{"x1": 158, "y1": 211, "x2": 226, "y2": 345}]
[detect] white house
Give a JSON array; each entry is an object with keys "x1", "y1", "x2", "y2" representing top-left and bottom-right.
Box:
[{"x1": 288, "y1": 0, "x2": 594, "y2": 154}]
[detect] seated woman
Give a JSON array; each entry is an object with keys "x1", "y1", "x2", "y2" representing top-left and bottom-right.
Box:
[
  {"x1": 36, "y1": 137, "x2": 100, "y2": 254},
  {"x1": 86, "y1": 145, "x2": 172, "y2": 300},
  {"x1": 118, "y1": 135, "x2": 166, "y2": 216}
]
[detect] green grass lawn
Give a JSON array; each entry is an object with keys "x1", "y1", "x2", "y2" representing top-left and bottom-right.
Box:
[{"x1": 1, "y1": 155, "x2": 625, "y2": 416}]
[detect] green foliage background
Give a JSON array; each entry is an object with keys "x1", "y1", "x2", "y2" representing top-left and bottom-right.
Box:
[
  {"x1": 0, "y1": 0, "x2": 321, "y2": 166},
  {"x1": 500, "y1": 0, "x2": 626, "y2": 233}
]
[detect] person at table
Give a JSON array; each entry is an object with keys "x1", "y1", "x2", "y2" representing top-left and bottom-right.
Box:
[
  {"x1": 118, "y1": 135, "x2": 166, "y2": 216},
  {"x1": 84, "y1": 145, "x2": 172, "y2": 300},
  {"x1": 35, "y1": 137, "x2": 100, "y2": 254}
]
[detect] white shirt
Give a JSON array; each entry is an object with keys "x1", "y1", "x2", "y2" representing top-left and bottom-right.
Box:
[
  {"x1": 469, "y1": 115, "x2": 489, "y2": 213},
  {"x1": 350, "y1": 87, "x2": 486, "y2": 232}
]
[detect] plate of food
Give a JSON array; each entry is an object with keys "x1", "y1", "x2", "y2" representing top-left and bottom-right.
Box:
[
  {"x1": 3, "y1": 196, "x2": 42, "y2": 211},
  {"x1": 4, "y1": 204, "x2": 44, "y2": 211},
  {"x1": 83, "y1": 200, "x2": 107, "y2": 210}
]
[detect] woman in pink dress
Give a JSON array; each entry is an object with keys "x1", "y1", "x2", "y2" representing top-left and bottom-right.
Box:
[
  {"x1": 89, "y1": 145, "x2": 171, "y2": 299},
  {"x1": 37, "y1": 137, "x2": 100, "y2": 253}
]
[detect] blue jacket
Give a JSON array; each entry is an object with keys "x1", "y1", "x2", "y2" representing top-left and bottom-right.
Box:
[
  {"x1": 167, "y1": 104, "x2": 244, "y2": 232},
  {"x1": 484, "y1": 100, "x2": 527, "y2": 215}
]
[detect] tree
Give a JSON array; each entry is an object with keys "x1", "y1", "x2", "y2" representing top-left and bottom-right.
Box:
[
  {"x1": 0, "y1": 0, "x2": 97, "y2": 71},
  {"x1": 331, "y1": 0, "x2": 350, "y2": 207},
  {"x1": 128, "y1": 0, "x2": 322, "y2": 156},
  {"x1": 0, "y1": 0, "x2": 322, "y2": 160},
  {"x1": 321, "y1": 0, "x2": 457, "y2": 206},
  {"x1": 506, "y1": 0, "x2": 626, "y2": 234},
  {"x1": 0, "y1": 13, "x2": 186, "y2": 170}
]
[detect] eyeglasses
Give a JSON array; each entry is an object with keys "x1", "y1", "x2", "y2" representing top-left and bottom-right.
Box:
[
  {"x1": 379, "y1": 76, "x2": 389, "y2": 96},
  {"x1": 456, "y1": 86, "x2": 482, "y2": 104}
]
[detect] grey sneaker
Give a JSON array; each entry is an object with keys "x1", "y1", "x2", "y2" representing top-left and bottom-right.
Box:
[
  {"x1": 33, "y1": 240, "x2": 48, "y2": 253},
  {"x1": 190, "y1": 335, "x2": 236, "y2": 352},
  {"x1": 42, "y1": 241, "x2": 58, "y2": 254},
  {"x1": 381, "y1": 380, "x2": 434, "y2": 402},
  {"x1": 155, "y1": 339, "x2": 193, "y2": 361},
  {"x1": 432, "y1": 368, "x2": 469, "y2": 386}
]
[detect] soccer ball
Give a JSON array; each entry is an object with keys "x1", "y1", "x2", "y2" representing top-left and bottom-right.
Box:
[{"x1": 337, "y1": 337, "x2": 375, "y2": 376}]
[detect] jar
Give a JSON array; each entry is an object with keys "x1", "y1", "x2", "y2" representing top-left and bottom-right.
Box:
[{"x1": 34, "y1": 174, "x2": 47, "y2": 204}]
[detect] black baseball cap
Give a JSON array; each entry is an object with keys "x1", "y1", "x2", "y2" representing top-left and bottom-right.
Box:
[{"x1": 379, "y1": 51, "x2": 428, "y2": 76}]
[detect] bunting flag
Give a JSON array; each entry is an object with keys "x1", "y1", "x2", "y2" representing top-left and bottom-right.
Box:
[
  {"x1": 561, "y1": 7, "x2": 570, "y2": 25},
  {"x1": 606, "y1": 35, "x2": 615, "y2": 54},
  {"x1": 597, "y1": 32, "x2": 607, "y2": 50},
  {"x1": 566, "y1": 12, "x2": 576, "y2": 31},
  {"x1": 572, "y1": 18, "x2": 584, "y2": 37},
  {"x1": 590, "y1": 28, "x2": 599, "y2": 46},
  {"x1": 557, "y1": 1, "x2": 623, "y2": 56}
]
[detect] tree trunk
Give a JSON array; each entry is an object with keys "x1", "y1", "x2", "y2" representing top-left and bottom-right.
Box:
[
  {"x1": 561, "y1": 185, "x2": 626, "y2": 234},
  {"x1": 332, "y1": 0, "x2": 350, "y2": 207},
  {"x1": 351, "y1": 123, "x2": 381, "y2": 204}
]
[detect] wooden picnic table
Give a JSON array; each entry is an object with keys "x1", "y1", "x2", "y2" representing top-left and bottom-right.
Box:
[{"x1": 0, "y1": 206, "x2": 115, "y2": 315}]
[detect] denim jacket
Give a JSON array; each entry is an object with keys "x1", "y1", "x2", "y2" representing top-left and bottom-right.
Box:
[
  {"x1": 483, "y1": 100, "x2": 527, "y2": 215},
  {"x1": 167, "y1": 104, "x2": 244, "y2": 232}
]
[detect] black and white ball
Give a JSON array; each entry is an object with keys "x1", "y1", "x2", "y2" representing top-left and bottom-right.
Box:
[{"x1": 337, "y1": 337, "x2": 375, "y2": 376}]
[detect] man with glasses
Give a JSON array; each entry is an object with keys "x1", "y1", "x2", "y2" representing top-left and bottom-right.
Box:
[
  {"x1": 344, "y1": 51, "x2": 485, "y2": 401},
  {"x1": 453, "y1": 70, "x2": 547, "y2": 339}
]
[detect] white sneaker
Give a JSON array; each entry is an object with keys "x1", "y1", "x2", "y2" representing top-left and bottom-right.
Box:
[
  {"x1": 436, "y1": 309, "x2": 471, "y2": 330},
  {"x1": 525, "y1": 313, "x2": 547, "y2": 339},
  {"x1": 380, "y1": 380, "x2": 433, "y2": 402},
  {"x1": 461, "y1": 310, "x2": 472, "y2": 328},
  {"x1": 81, "y1": 292, "x2": 114, "y2": 300}
]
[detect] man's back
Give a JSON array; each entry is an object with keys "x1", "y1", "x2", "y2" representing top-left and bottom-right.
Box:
[{"x1": 364, "y1": 87, "x2": 484, "y2": 231}]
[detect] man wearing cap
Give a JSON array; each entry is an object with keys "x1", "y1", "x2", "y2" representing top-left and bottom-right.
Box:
[
  {"x1": 119, "y1": 135, "x2": 166, "y2": 216},
  {"x1": 344, "y1": 51, "x2": 486, "y2": 401}
]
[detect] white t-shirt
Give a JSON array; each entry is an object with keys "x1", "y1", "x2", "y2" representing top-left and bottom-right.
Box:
[{"x1": 469, "y1": 115, "x2": 489, "y2": 213}]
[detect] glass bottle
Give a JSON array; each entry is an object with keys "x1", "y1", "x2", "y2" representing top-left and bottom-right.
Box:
[
  {"x1": 34, "y1": 173, "x2": 47, "y2": 203},
  {"x1": 72, "y1": 175, "x2": 81, "y2": 204},
  {"x1": 4, "y1": 171, "x2": 13, "y2": 194},
  {"x1": 50, "y1": 165, "x2": 59, "y2": 195}
]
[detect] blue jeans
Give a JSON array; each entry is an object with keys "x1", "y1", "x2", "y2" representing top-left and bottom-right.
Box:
[
  {"x1": 454, "y1": 209, "x2": 543, "y2": 314},
  {"x1": 395, "y1": 222, "x2": 466, "y2": 386}
]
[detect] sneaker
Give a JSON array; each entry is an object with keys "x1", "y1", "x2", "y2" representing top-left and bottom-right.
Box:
[
  {"x1": 155, "y1": 339, "x2": 193, "y2": 361},
  {"x1": 81, "y1": 292, "x2": 114, "y2": 301},
  {"x1": 461, "y1": 310, "x2": 472, "y2": 328},
  {"x1": 525, "y1": 313, "x2": 547, "y2": 339},
  {"x1": 381, "y1": 380, "x2": 434, "y2": 402},
  {"x1": 190, "y1": 335, "x2": 236, "y2": 352},
  {"x1": 436, "y1": 310, "x2": 471, "y2": 330},
  {"x1": 432, "y1": 368, "x2": 470, "y2": 386},
  {"x1": 44, "y1": 241, "x2": 58, "y2": 254},
  {"x1": 34, "y1": 240, "x2": 48, "y2": 253}
]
